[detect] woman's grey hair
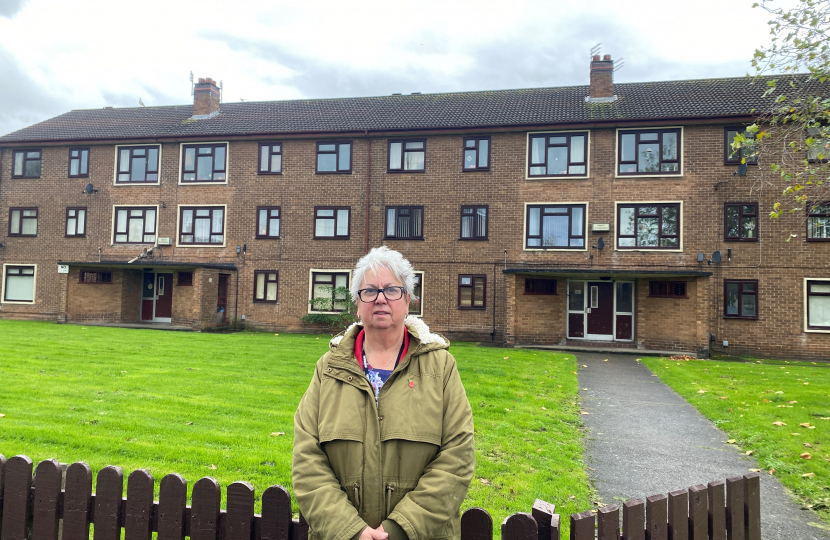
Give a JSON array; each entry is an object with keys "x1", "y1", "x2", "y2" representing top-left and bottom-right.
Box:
[{"x1": 350, "y1": 246, "x2": 416, "y2": 302}]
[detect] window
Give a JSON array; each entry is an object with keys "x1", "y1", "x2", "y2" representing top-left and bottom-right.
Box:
[
  {"x1": 526, "y1": 204, "x2": 586, "y2": 249},
  {"x1": 463, "y1": 137, "x2": 490, "y2": 171},
  {"x1": 310, "y1": 272, "x2": 349, "y2": 312},
  {"x1": 724, "y1": 127, "x2": 757, "y2": 165},
  {"x1": 806, "y1": 280, "x2": 830, "y2": 331},
  {"x1": 618, "y1": 128, "x2": 681, "y2": 175},
  {"x1": 179, "y1": 206, "x2": 225, "y2": 246},
  {"x1": 12, "y1": 150, "x2": 41, "y2": 178},
  {"x1": 409, "y1": 272, "x2": 424, "y2": 316},
  {"x1": 3, "y1": 265, "x2": 35, "y2": 303},
  {"x1": 181, "y1": 143, "x2": 227, "y2": 183},
  {"x1": 258, "y1": 143, "x2": 282, "y2": 174},
  {"x1": 316, "y1": 141, "x2": 352, "y2": 173},
  {"x1": 460, "y1": 205, "x2": 488, "y2": 240},
  {"x1": 528, "y1": 132, "x2": 587, "y2": 177},
  {"x1": 649, "y1": 281, "x2": 687, "y2": 298},
  {"x1": 79, "y1": 271, "x2": 113, "y2": 284},
  {"x1": 68, "y1": 148, "x2": 90, "y2": 177},
  {"x1": 114, "y1": 207, "x2": 156, "y2": 244},
  {"x1": 525, "y1": 279, "x2": 557, "y2": 295},
  {"x1": 314, "y1": 207, "x2": 350, "y2": 239},
  {"x1": 254, "y1": 271, "x2": 279, "y2": 302},
  {"x1": 807, "y1": 203, "x2": 830, "y2": 241},
  {"x1": 116, "y1": 146, "x2": 160, "y2": 183},
  {"x1": 388, "y1": 139, "x2": 426, "y2": 172},
  {"x1": 724, "y1": 203, "x2": 758, "y2": 241},
  {"x1": 178, "y1": 272, "x2": 193, "y2": 286},
  {"x1": 256, "y1": 207, "x2": 281, "y2": 239},
  {"x1": 617, "y1": 203, "x2": 680, "y2": 249},
  {"x1": 9, "y1": 208, "x2": 38, "y2": 237},
  {"x1": 724, "y1": 280, "x2": 758, "y2": 319},
  {"x1": 66, "y1": 208, "x2": 87, "y2": 237},
  {"x1": 807, "y1": 126, "x2": 829, "y2": 162},
  {"x1": 385, "y1": 206, "x2": 423, "y2": 240},
  {"x1": 458, "y1": 275, "x2": 486, "y2": 309}
]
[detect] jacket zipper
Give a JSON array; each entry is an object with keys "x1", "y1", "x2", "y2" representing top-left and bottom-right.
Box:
[
  {"x1": 353, "y1": 482, "x2": 361, "y2": 512},
  {"x1": 385, "y1": 483, "x2": 395, "y2": 516}
]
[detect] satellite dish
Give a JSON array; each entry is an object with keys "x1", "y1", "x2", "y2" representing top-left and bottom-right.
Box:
[
  {"x1": 83, "y1": 183, "x2": 97, "y2": 194},
  {"x1": 712, "y1": 251, "x2": 722, "y2": 264},
  {"x1": 597, "y1": 237, "x2": 605, "y2": 251},
  {"x1": 737, "y1": 163, "x2": 748, "y2": 176}
]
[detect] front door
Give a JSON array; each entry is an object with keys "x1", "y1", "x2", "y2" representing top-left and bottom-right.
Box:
[
  {"x1": 217, "y1": 275, "x2": 228, "y2": 325},
  {"x1": 586, "y1": 282, "x2": 614, "y2": 339},
  {"x1": 154, "y1": 273, "x2": 173, "y2": 321},
  {"x1": 141, "y1": 273, "x2": 155, "y2": 321}
]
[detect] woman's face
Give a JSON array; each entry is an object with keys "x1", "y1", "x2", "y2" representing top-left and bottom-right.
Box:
[{"x1": 356, "y1": 266, "x2": 411, "y2": 331}]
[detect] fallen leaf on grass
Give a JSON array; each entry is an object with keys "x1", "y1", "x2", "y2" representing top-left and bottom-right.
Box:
[
  {"x1": 274, "y1": 333, "x2": 279, "y2": 336},
  {"x1": 582, "y1": 365, "x2": 588, "y2": 368},
  {"x1": 719, "y1": 397, "x2": 728, "y2": 400},
  {"x1": 557, "y1": 385, "x2": 562, "y2": 388},
  {"x1": 804, "y1": 443, "x2": 813, "y2": 448},
  {"x1": 208, "y1": 464, "x2": 217, "y2": 470},
  {"x1": 510, "y1": 486, "x2": 516, "y2": 495},
  {"x1": 792, "y1": 433, "x2": 801, "y2": 436},
  {"x1": 746, "y1": 450, "x2": 754, "y2": 455},
  {"x1": 271, "y1": 432, "x2": 285, "y2": 436},
  {"x1": 727, "y1": 439, "x2": 737, "y2": 444},
  {"x1": 772, "y1": 421, "x2": 786, "y2": 426},
  {"x1": 820, "y1": 417, "x2": 830, "y2": 420},
  {"x1": 540, "y1": 407, "x2": 547, "y2": 410},
  {"x1": 0, "y1": 414, "x2": 5, "y2": 418},
  {"x1": 537, "y1": 448, "x2": 542, "y2": 452},
  {"x1": 789, "y1": 401, "x2": 798, "y2": 404},
  {"x1": 749, "y1": 468, "x2": 761, "y2": 472},
  {"x1": 698, "y1": 390, "x2": 707, "y2": 394},
  {"x1": 479, "y1": 478, "x2": 491, "y2": 486},
  {"x1": 800, "y1": 423, "x2": 812, "y2": 428},
  {"x1": 505, "y1": 408, "x2": 513, "y2": 412},
  {"x1": 569, "y1": 495, "x2": 576, "y2": 500},
  {"x1": 503, "y1": 357, "x2": 509, "y2": 360},
  {"x1": 802, "y1": 473, "x2": 816, "y2": 478},
  {"x1": 185, "y1": 422, "x2": 194, "y2": 425},
  {"x1": 801, "y1": 452, "x2": 812, "y2": 459},
  {"x1": 769, "y1": 468, "x2": 775, "y2": 475},
  {"x1": 580, "y1": 411, "x2": 590, "y2": 415}
]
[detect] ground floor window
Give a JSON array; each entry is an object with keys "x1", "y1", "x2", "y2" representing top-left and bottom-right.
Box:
[
  {"x1": 458, "y1": 274, "x2": 486, "y2": 309},
  {"x1": 310, "y1": 272, "x2": 349, "y2": 312},
  {"x1": 254, "y1": 271, "x2": 279, "y2": 302},
  {"x1": 80, "y1": 271, "x2": 112, "y2": 284},
  {"x1": 724, "y1": 280, "x2": 758, "y2": 319},
  {"x1": 806, "y1": 279, "x2": 830, "y2": 331},
  {"x1": 177, "y1": 272, "x2": 193, "y2": 286},
  {"x1": 3, "y1": 265, "x2": 35, "y2": 303},
  {"x1": 409, "y1": 271, "x2": 424, "y2": 316},
  {"x1": 649, "y1": 281, "x2": 687, "y2": 298}
]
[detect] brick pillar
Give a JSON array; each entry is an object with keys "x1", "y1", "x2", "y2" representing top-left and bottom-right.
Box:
[
  {"x1": 57, "y1": 269, "x2": 68, "y2": 323},
  {"x1": 696, "y1": 275, "x2": 712, "y2": 358},
  {"x1": 503, "y1": 273, "x2": 516, "y2": 346}
]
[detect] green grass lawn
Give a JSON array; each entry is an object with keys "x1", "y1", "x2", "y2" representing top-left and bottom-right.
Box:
[
  {"x1": 640, "y1": 356, "x2": 830, "y2": 524},
  {"x1": 0, "y1": 320, "x2": 591, "y2": 536}
]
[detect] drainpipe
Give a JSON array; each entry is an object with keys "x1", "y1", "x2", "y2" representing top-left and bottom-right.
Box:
[{"x1": 365, "y1": 130, "x2": 371, "y2": 254}]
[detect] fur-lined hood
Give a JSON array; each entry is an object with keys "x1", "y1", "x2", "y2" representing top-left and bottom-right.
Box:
[{"x1": 329, "y1": 315, "x2": 449, "y2": 353}]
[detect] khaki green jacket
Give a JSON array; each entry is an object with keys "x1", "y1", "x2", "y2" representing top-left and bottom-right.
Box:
[{"x1": 292, "y1": 317, "x2": 475, "y2": 540}]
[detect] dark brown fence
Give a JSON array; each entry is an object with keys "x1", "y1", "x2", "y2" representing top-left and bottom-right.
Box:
[{"x1": 0, "y1": 454, "x2": 761, "y2": 540}]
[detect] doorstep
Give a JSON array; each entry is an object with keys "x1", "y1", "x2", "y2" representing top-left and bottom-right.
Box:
[
  {"x1": 67, "y1": 322, "x2": 194, "y2": 332},
  {"x1": 513, "y1": 343, "x2": 697, "y2": 358}
]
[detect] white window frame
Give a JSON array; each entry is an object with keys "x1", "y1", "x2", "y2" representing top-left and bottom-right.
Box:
[
  {"x1": 614, "y1": 126, "x2": 684, "y2": 178},
  {"x1": 804, "y1": 277, "x2": 830, "y2": 333},
  {"x1": 614, "y1": 201, "x2": 684, "y2": 252},
  {"x1": 112, "y1": 144, "x2": 163, "y2": 186},
  {"x1": 525, "y1": 130, "x2": 591, "y2": 180},
  {"x1": 409, "y1": 271, "x2": 425, "y2": 317},
  {"x1": 110, "y1": 205, "x2": 160, "y2": 246},
  {"x1": 523, "y1": 202, "x2": 590, "y2": 252},
  {"x1": 1, "y1": 263, "x2": 38, "y2": 304},
  {"x1": 175, "y1": 204, "x2": 228, "y2": 248},
  {"x1": 178, "y1": 141, "x2": 230, "y2": 185},
  {"x1": 307, "y1": 268, "x2": 352, "y2": 314}
]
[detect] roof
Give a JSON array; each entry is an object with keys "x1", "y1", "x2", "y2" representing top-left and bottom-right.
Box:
[{"x1": 1, "y1": 74, "x2": 824, "y2": 143}]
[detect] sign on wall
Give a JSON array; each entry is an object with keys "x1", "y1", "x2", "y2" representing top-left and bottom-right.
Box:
[{"x1": 57, "y1": 265, "x2": 69, "y2": 274}]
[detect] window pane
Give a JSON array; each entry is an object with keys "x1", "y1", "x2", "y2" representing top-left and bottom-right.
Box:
[
  {"x1": 67, "y1": 217, "x2": 76, "y2": 235},
  {"x1": 726, "y1": 130, "x2": 739, "y2": 160},
  {"x1": 662, "y1": 132, "x2": 678, "y2": 160},
  {"x1": 214, "y1": 146, "x2": 225, "y2": 171},
  {"x1": 10, "y1": 210, "x2": 20, "y2": 234},
  {"x1": 386, "y1": 208, "x2": 396, "y2": 236},
  {"x1": 638, "y1": 217, "x2": 659, "y2": 246},
  {"x1": 266, "y1": 282, "x2": 277, "y2": 301},
  {"x1": 316, "y1": 217, "x2": 334, "y2": 237},
  {"x1": 638, "y1": 143, "x2": 660, "y2": 172},
  {"x1": 726, "y1": 284, "x2": 739, "y2": 314},
  {"x1": 529, "y1": 166, "x2": 546, "y2": 175},
  {"x1": 461, "y1": 215, "x2": 473, "y2": 238},
  {"x1": 411, "y1": 208, "x2": 422, "y2": 237},
  {"x1": 119, "y1": 149, "x2": 130, "y2": 172},
  {"x1": 465, "y1": 140, "x2": 476, "y2": 149},
  {"x1": 256, "y1": 273, "x2": 265, "y2": 299},
  {"x1": 473, "y1": 279, "x2": 484, "y2": 306},
  {"x1": 812, "y1": 283, "x2": 830, "y2": 294},
  {"x1": 476, "y1": 207, "x2": 487, "y2": 237},
  {"x1": 640, "y1": 133, "x2": 658, "y2": 141},
  {"x1": 549, "y1": 137, "x2": 566, "y2": 144},
  {"x1": 405, "y1": 150, "x2": 424, "y2": 170},
  {"x1": 661, "y1": 206, "x2": 677, "y2": 235},
  {"x1": 13, "y1": 152, "x2": 23, "y2": 176},
  {"x1": 569, "y1": 283, "x2": 584, "y2": 310},
  {"x1": 197, "y1": 156, "x2": 213, "y2": 180},
  {"x1": 70, "y1": 159, "x2": 80, "y2": 176},
  {"x1": 741, "y1": 293, "x2": 756, "y2": 316},
  {"x1": 530, "y1": 136, "x2": 545, "y2": 164},
  {"x1": 547, "y1": 146, "x2": 567, "y2": 175},
  {"x1": 195, "y1": 218, "x2": 210, "y2": 243},
  {"x1": 184, "y1": 148, "x2": 196, "y2": 171},
  {"x1": 131, "y1": 156, "x2": 146, "y2": 181},
  {"x1": 319, "y1": 144, "x2": 335, "y2": 152},
  {"x1": 571, "y1": 207, "x2": 583, "y2": 236},
  {"x1": 271, "y1": 154, "x2": 281, "y2": 173},
  {"x1": 337, "y1": 210, "x2": 349, "y2": 235},
  {"x1": 212, "y1": 209, "x2": 223, "y2": 234},
  {"x1": 5, "y1": 274, "x2": 34, "y2": 302},
  {"x1": 405, "y1": 141, "x2": 424, "y2": 150},
  {"x1": 80, "y1": 151, "x2": 89, "y2": 174},
  {"x1": 808, "y1": 216, "x2": 830, "y2": 238},
  {"x1": 542, "y1": 215, "x2": 568, "y2": 246},
  {"x1": 570, "y1": 136, "x2": 585, "y2": 162},
  {"x1": 318, "y1": 209, "x2": 334, "y2": 217},
  {"x1": 129, "y1": 218, "x2": 143, "y2": 242},
  {"x1": 318, "y1": 153, "x2": 336, "y2": 172},
  {"x1": 741, "y1": 216, "x2": 756, "y2": 238},
  {"x1": 809, "y1": 295, "x2": 830, "y2": 327},
  {"x1": 22, "y1": 216, "x2": 37, "y2": 235},
  {"x1": 77, "y1": 210, "x2": 86, "y2": 234},
  {"x1": 145, "y1": 210, "x2": 155, "y2": 232},
  {"x1": 338, "y1": 144, "x2": 350, "y2": 170},
  {"x1": 621, "y1": 134, "x2": 635, "y2": 161},
  {"x1": 660, "y1": 163, "x2": 679, "y2": 172},
  {"x1": 726, "y1": 207, "x2": 740, "y2": 237},
  {"x1": 269, "y1": 217, "x2": 279, "y2": 237},
  {"x1": 25, "y1": 159, "x2": 41, "y2": 177},
  {"x1": 620, "y1": 208, "x2": 635, "y2": 235},
  {"x1": 116, "y1": 209, "x2": 127, "y2": 232},
  {"x1": 478, "y1": 139, "x2": 488, "y2": 167},
  {"x1": 459, "y1": 286, "x2": 472, "y2": 306},
  {"x1": 617, "y1": 282, "x2": 633, "y2": 313},
  {"x1": 147, "y1": 148, "x2": 158, "y2": 172},
  {"x1": 260, "y1": 146, "x2": 269, "y2": 171},
  {"x1": 569, "y1": 165, "x2": 586, "y2": 175},
  {"x1": 182, "y1": 210, "x2": 193, "y2": 233},
  {"x1": 258, "y1": 210, "x2": 267, "y2": 235},
  {"x1": 464, "y1": 149, "x2": 477, "y2": 169},
  {"x1": 335, "y1": 274, "x2": 347, "y2": 288}
]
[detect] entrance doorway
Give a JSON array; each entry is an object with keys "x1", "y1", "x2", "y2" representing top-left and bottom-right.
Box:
[
  {"x1": 217, "y1": 274, "x2": 229, "y2": 325},
  {"x1": 567, "y1": 280, "x2": 634, "y2": 341},
  {"x1": 140, "y1": 272, "x2": 173, "y2": 323}
]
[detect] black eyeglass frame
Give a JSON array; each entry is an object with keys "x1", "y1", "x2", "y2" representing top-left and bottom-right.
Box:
[{"x1": 357, "y1": 286, "x2": 407, "y2": 303}]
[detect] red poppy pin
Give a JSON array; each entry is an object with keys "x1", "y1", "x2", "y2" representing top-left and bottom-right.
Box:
[{"x1": 408, "y1": 379, "x2": 415, "y2": 388}]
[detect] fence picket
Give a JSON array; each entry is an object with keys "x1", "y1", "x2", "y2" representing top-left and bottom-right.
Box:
[
  {"x1": 667, "y1": 489, "x2": 687, "y2": 540},
  {"x1": 289, "y1": 513, "x2": 307, "y2": 540},
  {"x1": 646, "y1": 494, "x2": 667, "y2": 540},
  {"x1": 725, "y1": 477, "x2": 745, "y2": 540},
  {"x1": 93, "y1": 466, "x2": 124, "y2": 540},
  {"x1": 32, "y1": 459, "x2": 62, "y2": 540},
  {"x1": 597, "y1": 504, "x2": 619, "y2": 540},
  {"x1": 622, "y1": 499, "x2": 645, "y2": 540},
  {"x1": 742, "y1": 474, "x2": 760, "y2": 540},
  {"x1": 226, "y1": 482, "x2": 254, "y2": 540},
  {"x1": 125, "y1": 470, "x2": 154, "y2": 540},
  {"x1": 708, "y1": 481, "x2": 725, "y2": 540},
  {"x1": 569, "y1": 510, "x2": 594, "y2": 540},
  {"x1": 191, "y1": 478, "x2": 221, "y2": 540},
  {"x1": 260, "y1": 486, "x2": 290, "y2": 540},
  {"x1": 158, "y1": 474, "x2": 187, "y2": 540},
  {"x1": 461, "y1": 507, "x2": 493, "y2": 540},
  {"x1": 687, "y1": 485, "x2": 707, "y2": 540},
  {"x1": 63, "y1": 463, "x2": 93, "y2": 540},
  {"x1": 531, "y1": 499, "x2": 557, "y2": 540},
  {"x1": 1, "y1": 455, "x2": 33, "y2": 540},
  {"x1": 0, "y1": 454, "x2": 6, "y2": 537},
  {"x1": 501, "y1": 512, "x2": 536, "y2": 540}
]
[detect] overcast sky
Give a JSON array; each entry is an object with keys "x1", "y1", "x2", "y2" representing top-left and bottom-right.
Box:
[{"x1": 0, "y1": 0, "x2": 778, "y2": 137}]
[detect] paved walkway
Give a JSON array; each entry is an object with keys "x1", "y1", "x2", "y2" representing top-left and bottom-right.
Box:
[{"x1": 577, "y1": 351, "x2": 830, "y2": 540}]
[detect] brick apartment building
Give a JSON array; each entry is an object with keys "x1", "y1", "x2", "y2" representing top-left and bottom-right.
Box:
[{"x1": 1, "y1": 56, "x2": 829, "y2": 359}]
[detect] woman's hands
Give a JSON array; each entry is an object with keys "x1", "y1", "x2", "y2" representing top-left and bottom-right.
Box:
[{"x1": 358, "y1": 525, "x2": 388, "y2": 540}]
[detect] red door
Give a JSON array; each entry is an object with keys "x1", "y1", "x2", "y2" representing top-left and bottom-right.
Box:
[
  {"x1": 141, "y1": 273, "x2": 155, "y2": 321},
  {"x1": 586, "y1": 282, "x2": 613, "y2": 336},
  {"x1": 155, "y1": 273, "x2": 173, "y2": 319}
]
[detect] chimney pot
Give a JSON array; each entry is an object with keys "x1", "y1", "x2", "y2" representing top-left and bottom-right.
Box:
[
  {"x1": 589, "y1": 55, "x2": 614, "y2": 100},
  {"x1": 199, "y1": 78, "x2": 206, "y2": 83},
  {"x1": 193, "y1": 76, "x2": 221, "y2": 116},
  {"x1": 603, "y1": 54, "x2": 611, "y2": 61},
  {"x1": 592, "y1": 55, "x2": 600, "y2": 61}
]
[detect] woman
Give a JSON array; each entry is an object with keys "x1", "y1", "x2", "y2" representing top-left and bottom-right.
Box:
[{"x1": 293, "y1": 247, "x2": 475, "y2": 540}]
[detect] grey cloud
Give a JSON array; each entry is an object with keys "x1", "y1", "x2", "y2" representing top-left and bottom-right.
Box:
[
  {"x1": 101, "y1": 84, "x2": 179, "y2": 109},
  {"x1": 0, "y1": 44, "x2": 69, "y2": 136},
  {"x1": 0, "y1": 0, "x2": 29, "y2": 18}
]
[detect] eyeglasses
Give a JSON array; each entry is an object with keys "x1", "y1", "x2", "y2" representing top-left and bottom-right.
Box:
[{"x1": 357, "y1": 286, "x2": 406, "y2": 302}]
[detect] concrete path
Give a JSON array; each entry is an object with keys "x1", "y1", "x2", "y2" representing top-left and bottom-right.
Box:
[{"x1": 577, "y1": 351, "x2": 830, "y2": 540}]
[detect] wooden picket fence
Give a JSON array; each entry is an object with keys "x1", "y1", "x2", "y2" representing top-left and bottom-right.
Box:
[{"x1": 0, "y1": 454, "x2": 761, "y2": 540}]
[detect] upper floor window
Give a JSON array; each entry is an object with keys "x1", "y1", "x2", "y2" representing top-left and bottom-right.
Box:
[
  {"x1": 806, "y1": 279, "x2": 830, "y2": 331},
  {"x1": 808, "y1": 203, "x2": 830, "y2": 241},
  {"x1": 724, "y1": 203, "x2": 758, "y2": 241},
  {"x1": 68, "y1": 148, "x2": 90, "y2": 177},
  {"x1": 66, "y1": 208, "x2": 87, "y2": 237},
  {"x1": 617, "y1": 203, "x2": 680, "y2": 249},
  {"x1": 314, "y1": 207, "x2": 350, "y2": 239},
  {"x1": 317, "y1": 141, "x2": 351, "y2": 173},
  {"x1": 259, "y1": 143, "x2": 282, "y2": 174},
  {"x1": 724, "y1": 280, "x2": 758, "y2": 319},
  {"x1": 256, "y1": 207, "x2": 281, "y2": 239},
  {"x1": 310, "y1": 271, "x2": 350, "y2": 312},
  {"x1": 724, "y1": 127, "x2": 757, "y2": 165},
  {"x1": 458, "y1": 274, "x2": 486, "y2": 309},
  {"x1": 385, "y1": 206, "x2": 423, "y2": 240},
  {"x1": 3, "y1": 265, "x2": 36, "y2": 303},
  {"x1": 12, "y1": 150, "x2": 41, "y2": 178},
  {"x1": 182, "y1": 143, "x2": 227, "y2": 183},
  {"x1": 388, "y1": 140, "x2": 425, "y2": 172},
  {"x1": 526, "y1": 204, "x2": 585, "y2": 249},
  {"x1": 618, "y1": 128, "x2": 681, "y2": 175},
  {"x1": 116, "y1": 146, "x2": 159, "y2": 184},
  {"x1": 528, "y1": 132, "x2": 587, "y2": 177},
  {"x1": 179, "y1": 206, "x2": 225, "y2": 246},
  {"x1": 409, "y1": 271, "x2": 424, "y2": 316},
  {"x1": 460, "y1": 205, "x2": 488, "y2": 240},
  {"x1": 114, "y1": 207, "x2": 156, "y2": 244},
  {"x1": 9, "y1": 208, "x2": 38, "y2": 237},
  {"x1": 254, "y1": 270, "x2": 279, "y2": 303},
  {"x1": 807, "y1": 126, "x2": 829, "y2": 162},
  {"x1": 463, "y1": 137, "x2": 490, "y2": 171}
]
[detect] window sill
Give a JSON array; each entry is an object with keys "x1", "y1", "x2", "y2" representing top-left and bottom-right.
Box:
[
  {"x1": 525, "y1": 175, "x2": 589, "y2": 181},
  {"x1": 724, "y1": 162, "x2": 758, "y2": 166},
  {"x1": 7, "y1": 235, "x2": 38, "y2": 238},
  {"x1": 805, "y1": 327, "x2": 830, "y2": 333},
  {"x1": 806, "y1": 238, "x2": 830, "y2": 242},
  {"x1": 255, "y1": 236, "x2": 281, "y2": 240},
  {"x1": 257, "y1": 172, "x2": 283, "y2": 176},
  {"x1": 459, "y1": 238, "x2": 488, "y2": 241},
  {"x1": 178, "y1": 180, "x2": 229, "y2": 186},
  {"x1": 11, "y1": 176, "x2": 41, "y2": 180},
  {"x1": 615, "y1": 248, "x2": 683, "y2": 252},
  {"x1": 386, "y1": 169, "x2": 426, "y2": 174},
  {"x1": 384, "y1": 237, "x2": 425, "y2": 241},
  {"x1": 723, "y1": 316, "x2": 759, "y2": 320},
  {"x1": 113, "y1": 182, "x2": 161, "y2": 186},
  {"x1": 315, "y1": 170, "x2": 352, "y2": 175},
  {"x1": 177, "y1": 244, "x2": 227, "y2": 248},
  {"x1": 462, "y1": 168, "x2": 491, "y2": 173},
  {"x1": 68, "y1": 175, "x2": 90, "y2": 179},
  {"x1": 253, "y1": 300, "x2": 279, "y2": 304},
  {"x1": 0, "y1": 300, "x2": 35, "y2": 305},
  {"x1": 524, "y1": 247, "x2": 587, "y2": 252},
  {"x1": 614, "y1": 174, "x2": 683, "y2": 179},
  {"x1": 723, "y1": 238, "x2": 758, "y2": 242},
  {"x1": 313, "y1": 237, "x2": 350, "y2": 240},
  {"x1": 458, "y1": 306, "x2": 486, "y2": 310}
]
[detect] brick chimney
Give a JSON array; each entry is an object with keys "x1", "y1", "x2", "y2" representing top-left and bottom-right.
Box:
[
  {"x1": 589, "y1": 54, "x2": 614, "y2": 100},
  {"x1": 193, "y1": 77, "x2": 220, "y2": 116}
]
